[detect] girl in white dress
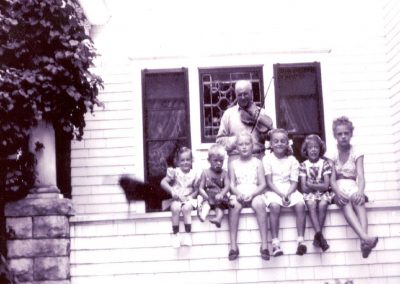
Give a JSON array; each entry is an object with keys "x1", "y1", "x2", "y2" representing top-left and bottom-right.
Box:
[{"x1": 263, "y1": 128, "x2": 307, "y2": 257}]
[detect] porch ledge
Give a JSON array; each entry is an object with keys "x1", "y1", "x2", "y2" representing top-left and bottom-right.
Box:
[{"x1": 70, "y1": 199, "x2": 400, "y2": 224}]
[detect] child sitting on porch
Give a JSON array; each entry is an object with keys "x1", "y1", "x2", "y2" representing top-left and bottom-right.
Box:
[
  {"x1": 263, "y1": 128, "x2": 307, "y2": 257},
  {"x1": 327, "y1": 116, "x2": 378, "y2": 258},
  {"x1": 198, "y1": 144, "x2": 232, "y2": 228},
  {"x1": 160, "y1": 146, "x2": 199, "y2": 248},
  {"x1": 228, "y1": 132, "x2": 269, "y2": 261},
  {"x1": 299, "y1": 134, "x2": 332, "y2": 252}
]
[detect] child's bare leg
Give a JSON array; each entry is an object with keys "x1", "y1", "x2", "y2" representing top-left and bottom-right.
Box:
[
  {"x1": 269, "y1": 203, "x2": 281, "y2": 239},
  {"x1": 181, "y1": 203, "x2": 193, "y2": 225},
  {"x1": 228, "y1": 200, "x2": 242, "y2": 250},
  {"x1": 351, "y1": 196, "x2": 368, "y2": 233},
  {"x1": 213, "y1": 207, "x2": 224, "y2": 223},
  {"x1": 353, "y1": 204, "x2": 368, "y2": 232},
  {"x1": 200, "y1": 202, "x2": 211, "y2": 222},
  {"x1": 294, "y1": 202, "x2": 306, "y2": 237},
  {"x1": 341, "y1": 203, "x2": 370, "y2": 240},
  {"x1": 306, "y1": 200, "x2": 321, "y2": 233},
  {"x1": 252, "y1": 195, "x2": 269, "y2": 250},
  {"x1": 170, "y1": 201, "x2": 181, "y2": 227},
  {"x1": 318, "y1": 200, "x2": 329, "y2": 228}
]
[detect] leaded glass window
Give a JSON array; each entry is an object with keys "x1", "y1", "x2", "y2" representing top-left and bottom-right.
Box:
[{"x1": 199, "y1": 66, "x2": 264, "y2": 143}]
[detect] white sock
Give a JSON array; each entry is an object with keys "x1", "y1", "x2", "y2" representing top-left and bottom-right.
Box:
[
  {"x1": 297, "y1": 236, "x2": 304, "y2": 244},
  {"x1": 272, "y1": 238, "x2": 280, "y2": 246}
]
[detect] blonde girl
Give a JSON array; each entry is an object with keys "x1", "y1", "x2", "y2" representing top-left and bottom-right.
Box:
[{"x1": 227, "y1": 132, "x2": 269, "y2": 261}]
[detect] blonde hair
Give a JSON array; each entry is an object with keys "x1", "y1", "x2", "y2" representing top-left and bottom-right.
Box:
[
  {"x1": 300, "y1": 134, "x2": 326, "y2": 158},
  {"x1": 332, "y1": 116, "x2": 354, "y2": 134},
  {"x1": 208, "y1": 143, "x2": 226, "y2": 159},
  {"x1": 235, "y1": 131, "x2": 253, "y2": 145}
]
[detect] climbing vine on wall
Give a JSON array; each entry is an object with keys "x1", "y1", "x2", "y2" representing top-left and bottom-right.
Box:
[{"x1": 0, "y1": 0, "x2": 103, "y2": 199}]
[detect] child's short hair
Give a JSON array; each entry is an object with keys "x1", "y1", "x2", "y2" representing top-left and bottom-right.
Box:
[
  {"x1": 208, "y1": 143, "x2": 226, "y2": 158},
  {"x1": 268, "y1": 128, "x2": 289, "y2": 140},
  {"x1": 268, "y1": 128, "x2": 293, "y2": 156},
  {"x1": 174, "y1": 146, "x2": 192, "y2": 166},
  {"x1": 300, "y1": 134, "x2": 326, "y2": 158},
  {"x1": 235, "y1": 131, "x2": 253, "y2": 145},
  {"x1": 332, "y1": 116, "x2": 354, "y2": 134}
]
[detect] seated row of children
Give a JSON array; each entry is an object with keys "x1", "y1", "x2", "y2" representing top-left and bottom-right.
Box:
[{"x1": 160, "y1": 116, "x2": 378, "y2": 260}]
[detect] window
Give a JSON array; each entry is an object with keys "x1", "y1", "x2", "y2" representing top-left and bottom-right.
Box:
[
  {"x1": 199, "y1": 66, "x2": 264, "y2": 143},
  {"x1": 273, "y1": 62, "x2": 325, "y2": 161},
  {"x1": 142, "y1": 68, "x2": 191, "y2": 211}
]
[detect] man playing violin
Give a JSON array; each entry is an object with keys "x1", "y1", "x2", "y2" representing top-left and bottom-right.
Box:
[
  {"x1": 216, "y1": 79, "x2": 273, "y2": 163},
  {"x1": 216, "y1": 79, "x2": 273, "y2": 261}
]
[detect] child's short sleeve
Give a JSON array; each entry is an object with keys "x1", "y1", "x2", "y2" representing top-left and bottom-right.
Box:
[
  {"x1": 322, "y1": 160, "x2": 332, "y2": 176},
  {"x1": 352, "y1": 145, "x2": 364, "y2": 161},
  {"x1": 166, "y1": 167, "x2": 176, "y2": 180},
  {"x1": 289, "y1": 156, "x2": 300, "y2": 182},
  {"x1": 299, "y1": 162, "x2": 307, "y2": 177},
  {"x1": 262, "y1": 155, "x2": 272, "y2": 175}
]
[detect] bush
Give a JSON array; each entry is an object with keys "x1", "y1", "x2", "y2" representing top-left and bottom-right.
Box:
[{"x1": 0, "y1": 0, "x2": 103, "y2": 199}]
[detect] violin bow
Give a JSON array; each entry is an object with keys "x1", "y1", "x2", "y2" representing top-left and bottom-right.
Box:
[{"x1": 251, "y1": 76, "x2": 274, "y2": 133}]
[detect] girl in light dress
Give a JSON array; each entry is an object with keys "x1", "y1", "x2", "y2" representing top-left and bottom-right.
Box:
[
  {"x1": 263, "y1": 128, "x2": 307, "y2": 257},
  {"x1": 227, "y1": 132, "x2": 269, "y2": 261},
  {"x1": 327, "y1": 116, "x2": 378, "y2": 258},
  {"x1": 160, "y1": 147, "x2": 198, "y2": 248}
]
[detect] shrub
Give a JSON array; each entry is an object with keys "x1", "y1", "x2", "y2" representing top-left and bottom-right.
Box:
[{"x1": 0, "y1": 0, "x2": 103, "y2": 199}]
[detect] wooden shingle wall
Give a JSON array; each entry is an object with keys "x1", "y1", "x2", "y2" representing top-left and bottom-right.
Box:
[{"x1": 383, "y1": 0, "x2": 400, "y2": 182}]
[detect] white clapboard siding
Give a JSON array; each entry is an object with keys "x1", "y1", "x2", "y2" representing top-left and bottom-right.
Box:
[
  {"x1": 70, "y1": 0, "x2": 399, "y2": 219},
  {"x1": 70, "y1": 203, "x2": 400, "y2": 284},
  {"x1": 384, "y1": 0, "x2": 400, "y2": 177}
]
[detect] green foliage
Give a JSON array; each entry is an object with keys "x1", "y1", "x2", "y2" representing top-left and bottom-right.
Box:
[{"x1": 0, "y1": 0, "x2": 103, "y2": 198}]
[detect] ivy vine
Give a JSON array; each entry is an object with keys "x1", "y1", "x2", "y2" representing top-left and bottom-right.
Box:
[{"x1": 0, "y1": 0, "x2": 103, "y2": 199}]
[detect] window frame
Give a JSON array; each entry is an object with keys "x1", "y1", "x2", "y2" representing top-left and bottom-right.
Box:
[
  {"x1": 273, "y1": 62, "x2": 325, "y2": 161},
  {"x1": 198, "y1": 65, "x2": 264, "y2": 143}
]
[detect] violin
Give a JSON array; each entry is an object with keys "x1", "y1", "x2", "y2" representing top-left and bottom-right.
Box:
[{"x1": 240, "y1": 103, "x2": 271, "y2": 135}]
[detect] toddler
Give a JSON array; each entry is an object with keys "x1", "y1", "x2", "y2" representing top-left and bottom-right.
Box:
[
  {"x1": 327, "y1": 116, "x2": 378, "y2": 258},
  {"x1": 227, "y1": 132, "x2": 269, "y2": 261},
  {"x1": 160, "y1": 147, "x2": 198, "y2": 248},
  {"x1": 263, "y1": 128, "x2": 307, "y2": 257},
  {"x1": 299, "y1": 134, "x2": 332, "y2": 252},
  {"x1": 198, "y1": 144, "x2": 231, "y2": 228}
]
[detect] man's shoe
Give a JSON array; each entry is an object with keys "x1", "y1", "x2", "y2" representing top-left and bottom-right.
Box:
[{"x1": 260, "y1": 247, "x2": 270, "y2": 260}]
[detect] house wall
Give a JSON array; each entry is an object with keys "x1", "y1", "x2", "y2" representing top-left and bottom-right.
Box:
[
  {"x1": 383, "y1": 0, "x2": 400, "y2": 184},
  {"x1": 72, "y1": 0, "x2": 399, "y2": 217},
  {"x1": 69, "y1": 1, "x2": 400, "y2": 283}
]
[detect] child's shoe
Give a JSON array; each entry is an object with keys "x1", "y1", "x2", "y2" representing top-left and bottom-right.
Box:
[
  {"x1": 181, "y1": 232, "x2": 192, "y2": 246},
  {"x1": 319, "y1": 234, "x2": 330, "y2": 252},
  {"x1": 313, "y1": 232, "x2": 321, "y2": 247},
  {"x1": 272, "y1": 245, "x2": 283, "y2": 257},
  {"x1": 296, "y1": 242, "x2": 307, "y2": 255},
  {"x1": 171, "y1": 233, "x2": 181, "y2": 248}
]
